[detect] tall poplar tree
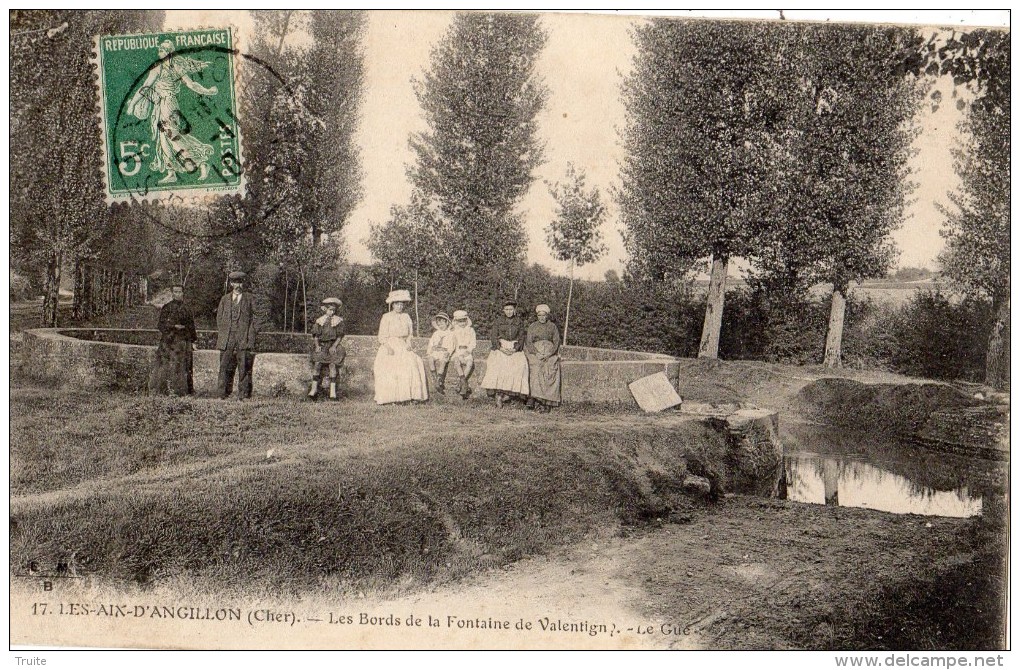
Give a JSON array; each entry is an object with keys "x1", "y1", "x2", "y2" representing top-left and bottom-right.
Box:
[
  {"x1": 935, "y1": 30, "x2": 1010, "y2": 390},
  {"x1": 408, "y1": 12, "x2": 548, "y2": 280},
  {"x1": 618, "y1": 19, "x2": 793, "y2": 358},
  {"x1": 11, "y1": 10, "x2": 164, "y2": 325},
  {"x1": 754, "y1": 23, "x2": 925, "y2": 368}
]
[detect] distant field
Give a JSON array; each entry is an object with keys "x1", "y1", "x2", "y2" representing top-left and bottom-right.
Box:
[{"x1": 685, "y1": 279, "x2": 936, "y2": 305}]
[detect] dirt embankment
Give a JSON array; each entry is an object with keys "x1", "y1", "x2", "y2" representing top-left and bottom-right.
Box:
[
  {"x1": 10, "y1": 381, "x2": 780, "y2": 592},
  {"x1": 8, "y1": 359, "x2": 1007, "y2": 650},
  {"x1": 795, "y1": 377, "x2": 1007, "y2": 460}
]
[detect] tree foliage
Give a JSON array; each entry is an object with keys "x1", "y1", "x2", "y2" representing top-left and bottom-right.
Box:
[
  {"x1": 937, "y1": 30, "x2": 1009, "y2": 302},
  {"x1": 11, "y1": 11, "x2": 166, "y2": 323},
  {"x1": 618, "y1": 19, "x2": 793, "y2": 282},
  {"x1": 545, "y1": 163, "x2": 607, "y2": 344},
  {"x1": 408, "y1": 12, "x2": 548, "y2": 276},
  {"x1": 366, "y1": 190, "x2": 450, "y2": 289},
  {"x1": 208, "y1": 10, "x2": 367, "y2": 330},
  {"x1": 545, "y1": 163, "x2": 608, "y2": 268},
  {"x1": 753, "y1": 23, "x2": 925, "y2": 294}
]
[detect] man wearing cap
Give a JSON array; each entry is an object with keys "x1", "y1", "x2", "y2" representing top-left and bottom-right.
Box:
[
  {"x1": 450, "y1": 310, "x2": 478, "y2": 399},
  {"x1": 215, "y1": 271, "x2": 259, "y2": 399},
  {"x1": 148, "y1": 283, "x2": 198, "y2": 396},
  {"x1": 480, "y1": 300, "x2": 529, "y2": 407}
]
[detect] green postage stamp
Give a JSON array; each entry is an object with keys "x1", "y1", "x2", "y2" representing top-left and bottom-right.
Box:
[{"x1": 95, "y1": 28, "x2": 244, "y2": 202}]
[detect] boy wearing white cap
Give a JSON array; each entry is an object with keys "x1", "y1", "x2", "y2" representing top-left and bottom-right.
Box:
[{"x1": 450, "y1": 310, "x2": 478, "y2": 399}]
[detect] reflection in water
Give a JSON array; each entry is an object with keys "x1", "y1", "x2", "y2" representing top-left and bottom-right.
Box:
[
  {"x1": 779, "y1": 421, "x2": 1003, "y2": 519},
  {"x1": 783, "y1": 453, "x2": 982, "y2": 518}
]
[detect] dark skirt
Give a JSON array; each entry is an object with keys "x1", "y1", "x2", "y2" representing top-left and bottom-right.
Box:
[{"x1": 148, "y1": 337, "x2": 193, "y2": 396}]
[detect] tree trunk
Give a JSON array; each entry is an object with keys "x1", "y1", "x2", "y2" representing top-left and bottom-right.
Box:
[
  {"x1": 822, "y1": 459, "x2": 839, "y2": 507},
  {"x1": 413, "y1": 269, "x2": 420, "y2": 338},
  {"x1": 275, "y1": 11, "x2": 293, "y2": 57},
  {"x1": 985, "y1": 295, "x2": 1010, "y2": 391},
  {"x1": 300, "y1": 267, "x2": 308, "y2": 334},
  {"x1": 823, "y1": 285, "x2": 847, "y2": 368},
  {"x1": 698, "y1": 254, "x2": 728, "y2": 359},
  {"x1": 42, "y1": 250, "x2": 62, "y2": 327},
  {"x1": 283, "y1": 269, "x2": 289, "y2": 332},
  {"x1": 72, "y1": 259, "x2": 85, "y2": 321},
  {"x1": 563, "y1": 259, "x2": 575, "y2": 346},
  {"x1": 291, "y1": 278, "x2": 299, "y2": 332}
]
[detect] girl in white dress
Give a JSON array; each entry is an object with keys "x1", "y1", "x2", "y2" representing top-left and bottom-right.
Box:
[{"x1": 373, "y1": 290, "x2": 429, "y2": 404}]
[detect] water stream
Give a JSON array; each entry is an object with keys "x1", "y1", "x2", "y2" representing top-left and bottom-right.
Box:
[{"x1": 779, "y1": 421, "x2": 1005, "y2": 519}]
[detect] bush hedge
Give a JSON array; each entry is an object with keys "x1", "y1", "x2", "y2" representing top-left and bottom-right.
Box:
[{"x1": 164, "y1": 263, "x2": 993, "y2": 384}]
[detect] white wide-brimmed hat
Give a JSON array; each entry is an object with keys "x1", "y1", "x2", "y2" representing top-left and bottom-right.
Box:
[
  {"x1": 452, "y1": 309, "x2": 472, "y2": 327},
  {"x1": 535, "y1": 304, "x2": 551, "y2": 315},
  {"x1": 321, "y1": 297, "x2": 342, "y2": 310},
  {"x1": 386, "y1": 289, "x2": 412, "y2": 304}
]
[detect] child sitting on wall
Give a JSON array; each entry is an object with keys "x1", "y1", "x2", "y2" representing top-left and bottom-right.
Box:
[
  {"x1": 425, "y1": 312, "x2": 457, "y2": 394},
  {"x1": 308, "y1": 297, "x2": 346, "y2": 400},
  {"x1": 450, "y1": 310, "x2": 477, "y2": 399}
]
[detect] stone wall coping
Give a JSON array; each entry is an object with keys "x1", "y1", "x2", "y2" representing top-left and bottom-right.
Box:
[{"x1": 39, "y1": 328, "x2": 678, "y2": 363}]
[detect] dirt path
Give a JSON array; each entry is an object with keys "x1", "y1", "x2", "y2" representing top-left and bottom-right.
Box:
[{"x1": 15, "y1": 495, "x2": 987, "y2": 650}]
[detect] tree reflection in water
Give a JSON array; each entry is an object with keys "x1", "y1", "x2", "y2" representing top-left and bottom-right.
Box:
[{"x1": 778, "y1": 421, "x2": 1005, "y2": 518}]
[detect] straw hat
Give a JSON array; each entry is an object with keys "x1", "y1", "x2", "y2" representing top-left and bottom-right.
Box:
[
  {"x1": 431, "y1": 312, "x2": 451, "y2": 330},
  {"x1": 386, "y1": 289, "x2": 412, "y2": 304},
  {"x1": 452, "y1": 309, "x2": 472, "y2": 328},
  {"x1": 535, "y1": 304, "x2": 551, "y2": 315},
  {"x1": 320, "y1": 297, "x2": 342, "y2": 310},
  {"x1": 227, "y1": 271, "x2": 247, "y2": 281}
]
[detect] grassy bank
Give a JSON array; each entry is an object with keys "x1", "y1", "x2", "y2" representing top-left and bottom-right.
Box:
[
  {"x1": 9, "y1": 356, "x2": 1006, "y2": 649},
  {"x1": 11, "y1": 378, "x2": 736, "y2": 593}
]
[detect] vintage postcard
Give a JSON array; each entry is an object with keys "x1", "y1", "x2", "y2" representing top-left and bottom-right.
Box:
[{"x1": 9, "y1": 9, "x2": 1010, "y2": 659}]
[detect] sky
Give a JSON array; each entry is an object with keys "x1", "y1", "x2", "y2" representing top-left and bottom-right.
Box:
[{"x1": 166, "y1": 10, "x2": 1010, "y2": 280}]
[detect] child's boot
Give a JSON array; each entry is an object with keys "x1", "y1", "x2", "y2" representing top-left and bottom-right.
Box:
[
  {"x1": 308, "y1": 378, "x2": 319, "y2": 398},
  {"x1": 436, "y1": 370, "x2": 446, "y2": 394},
  {"x1": 329, "y1": 378, "x2": 338, "y2": 400}
]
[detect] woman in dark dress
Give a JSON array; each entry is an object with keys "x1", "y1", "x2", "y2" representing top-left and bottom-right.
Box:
[
  {"x1": 480, "y1": 299, "x2": 530, "y2": 407},
  {"x1": 525, "y1": 304, "x2": 561, "y2": 412},
  {"x1": 148, "y1": 284, "x2": 198, "y2": 396}
]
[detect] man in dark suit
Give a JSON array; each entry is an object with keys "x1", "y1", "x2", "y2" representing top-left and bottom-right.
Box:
[{"x1": 216, "y1": 271, "x2": 258, "y2": 399}]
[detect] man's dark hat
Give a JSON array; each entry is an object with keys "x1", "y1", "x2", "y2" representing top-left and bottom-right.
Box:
[{"x1": 502, "y1": 299, "x2": 517, "y2": 308}]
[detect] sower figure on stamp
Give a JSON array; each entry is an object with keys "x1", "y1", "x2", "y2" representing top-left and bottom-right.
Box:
[
  {"x1": 148, "y1": 283, "x2": 197, "y2": 396},
  {"x1": 308, "y1": 297, "x2": 347, "y2": 400},
  {"x1": 216, "y1": 271, "x2": 258, "y2": 400},
  {"x1": 127, "y1": 40, "x2": 219, "y2": 185}
]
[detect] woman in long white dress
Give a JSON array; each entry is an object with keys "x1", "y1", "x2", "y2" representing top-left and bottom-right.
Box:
[{"x1": 373, "y1": 290, "x2": 428, "y2": 404}]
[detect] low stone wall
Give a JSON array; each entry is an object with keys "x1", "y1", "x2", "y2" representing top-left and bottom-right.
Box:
[{"x1": 21, "y1": 329, "x2": 680, "y2": 406}]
